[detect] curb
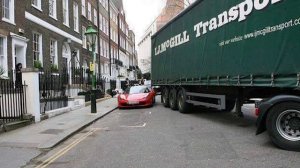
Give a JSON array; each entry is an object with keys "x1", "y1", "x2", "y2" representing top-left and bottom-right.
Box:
[
  {"x1": 39, "y1": 106, "x2": 118, "y2": 149},
  {"x1": 85, "y1": 96, "x2": 112, "y2": 107}
]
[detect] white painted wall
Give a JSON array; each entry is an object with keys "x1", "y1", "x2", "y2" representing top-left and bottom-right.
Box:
[{"x1": 137, "y1": 21, "x2": 157, "y2": 74}]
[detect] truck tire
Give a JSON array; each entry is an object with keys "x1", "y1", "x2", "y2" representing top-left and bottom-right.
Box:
[
  {"x1": 266, "y1": 102, "x2": 300, "y2": 151},
  {"x1": 169, "y1": 88, "x2": 178, "y2": 110},
  {"x1": 162, "y1": 87, "x2": 170, "y2": 107},
  {"x1": 177, "y1": 88, "x2": 192, "y2": 114}
]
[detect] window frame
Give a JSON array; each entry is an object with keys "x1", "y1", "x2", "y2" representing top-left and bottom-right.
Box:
[
  {"x1": 50, "y1": 39, "x2": 58, "y2": 66},
  {"x1": 49, "y1": 0, "x2": 57, "y2": 20},
  {"x1": 93, "y1": 9, "x2": 97, "y2": 26},
  {"x1": 62, "y1": 0, "x2": 69, "y2": 27},
  {"x1": 2, "y1": 0, "x2": 15, "y2": 25},
  {"x1": 81, "y1": 0, "x2": 86, "y2": 16},
  {"x1": 32, "y1": 0, "x2": 42, "y2": 11},
  {"x1": 73, "y1": 2, "x2": 79, "y2": 32},
  {"x1": 87, "y1": 2, "x2": 91, "y2": 21},
  {"x1": 0, "y1": 35, "x2": 8, "y2": 75},
  {"x1": 82, "y1": 26, "x2": 87, "y2": 49},
  {"x1": 32, "y1": 32, "x2": 43, "y2": 66}
]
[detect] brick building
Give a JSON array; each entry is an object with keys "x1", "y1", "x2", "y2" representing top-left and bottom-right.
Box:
[{"x1": 0, "y1": 0, "x2": 138, "y2": 85}]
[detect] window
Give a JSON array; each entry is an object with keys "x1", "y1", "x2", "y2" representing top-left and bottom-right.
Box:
[
  {"x1": 100, "y1": 39, "x2": 103, "y2": 56},
  {"x1": 74, "y1": 49, "x2": 80, "y2": 67},
  {"x1": 87, "y1": 2, "x2": 91, "y2": 21},
  {"x1": 93, "y1": 9, "x2": 97, "y2": 26},
  {"x1": 81, "y1": 0, "x2": 86, "y2": 16},
  {"x1": 2, "y1": 0, "x2": 14, "y2": 24},
  {"x1": 33, "y1": 33, "x2": 42, "y2": 64},
  {"x1": 0, "y1": 36, "x2": 7, "y2": 74},
  {"x1": 100, "y1": 0, "x2": 108, "y2": 11},
  {"x1": 63, "y1": 0, "x2": 69, "y2": 26},
  {"x1": 32, "y1": 0, "x2": 41, "y2": 10},
  {"x1": 95, "y1": 38, "x2": 98, "y2": 53},
  {"x1": 50, "y1": 39, "x2": 57, "y2": 66},
  {"x1": 73, "y1": 2, "x2": 79, "y2": 32},
  {"x1": 49, "y1": 0, "x2": 57, "y2": 19},
  {"x1": 82, "y1": 26, "x2": 87, "y2": 49}
]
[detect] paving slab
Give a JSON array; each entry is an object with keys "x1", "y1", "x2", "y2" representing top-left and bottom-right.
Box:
[{"x1": 0, "y1": 98, "x2": 117, "y2": 150}]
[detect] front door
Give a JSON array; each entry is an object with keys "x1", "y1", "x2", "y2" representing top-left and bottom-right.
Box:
[{"x1": 11, "y1": 34, "x2": 28, "y2": 82}]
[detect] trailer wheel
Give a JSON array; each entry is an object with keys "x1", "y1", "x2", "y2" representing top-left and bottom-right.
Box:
[
  {"x1": 266, "y1": 102, "x2": 300, "y2": 151},
  {"x1": 169, "y1": 88, "x2": 178, "y2": 110},
  {"x1": 177, "y1": 88, "x2": 192, "y2": 114},
  {"x1": 162, "y1": 87, "x2": 170, "y2": 107}
]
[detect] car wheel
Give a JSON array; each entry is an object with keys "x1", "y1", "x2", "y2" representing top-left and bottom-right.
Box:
[
  {"x1": 169, "y1": 88, "x2": 178, "y2": 110},
  {"x1": 177, "y1": 88, "x2": 192, "y2": 114},
  {"x1": 162, "y1": 87, "x2": 170, "y2": 107},
  {"x1": 266, "y1": 102, "x2": 300, "y2": 151}
]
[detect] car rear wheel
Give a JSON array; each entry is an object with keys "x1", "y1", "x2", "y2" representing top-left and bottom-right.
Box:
[
  {"x1": 162, "y1": 87, "x2": 170, "y2": 107},
  {"x1": 266, "y1": 102, "x2": 300, "y2": 151}
]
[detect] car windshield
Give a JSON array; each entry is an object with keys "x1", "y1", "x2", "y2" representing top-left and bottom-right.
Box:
[{"x1": 125, "y1": 86, "x2": 150, "y2": 94}]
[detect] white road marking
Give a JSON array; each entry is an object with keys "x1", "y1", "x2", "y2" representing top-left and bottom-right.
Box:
[{"x1": 120, "y1": 123, "x2": 147, "y2": 128}]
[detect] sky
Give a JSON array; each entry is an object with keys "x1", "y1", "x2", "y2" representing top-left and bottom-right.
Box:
[{"x1": 123, "y1": 0, "x2": 167, "y2": 44}]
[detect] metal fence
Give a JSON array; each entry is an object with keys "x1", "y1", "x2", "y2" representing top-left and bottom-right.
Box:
[
  {"x1": 39, "y1": 68, "x2": 106, "y2": 113},
  {"x1": 39, "y1": 70, "x2": 69, "y2": 114},
  {"x1": 0, "y1": 80, "x2": 27, "y2": 124}
]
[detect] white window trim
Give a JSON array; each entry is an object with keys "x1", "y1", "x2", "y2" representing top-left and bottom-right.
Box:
[
  {"x1": 0, "y1": 35, "x2": 8, "y2": 76},
  {"x1": 63, "y1": 0, "x2": 69, "y2": 27},
  {"x1": 87, "y1": 2, "x2": 91, "y2": 21},
  {"x1": 95, "y1": 38, "x2": 98, "y2": 54},
  {"x1": 82, "y1": 26, "x2": 87, "y2": 49},
  {"x1": 50, "y1": 39, "x2": 58, "y2": 66},
  {"x1": 73, "y1": 2, "x2": 79, "y2": 32},
  {"x1": 81, "y1": 0, "x2": 86, "y2": 17},
  {"x1": 32, "y1": 0, "x2": 42, "y2": 11},
  {"x1": 74, "y1": 49, "x2": 80, "y2": 67},
  {"x1": 32, "y1": 32, "x2": 43, "y2": 66},
  {"x1": 49, "y1": 0, "x2": 57, "y2": 20},
  {"x1": 93, "y1": 9, "x2": 97, "y2": 26},
  {"x1": 2, "y1": 0, "x2": 15, "y2": 25}
]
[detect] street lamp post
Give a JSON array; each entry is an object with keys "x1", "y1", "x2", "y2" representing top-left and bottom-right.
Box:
[{"x1": 85, "y1": 25, "x2": 98, "y2": 113}]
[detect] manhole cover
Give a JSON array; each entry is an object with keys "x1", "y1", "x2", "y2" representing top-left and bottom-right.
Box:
[{"x1": 40, "y1": 129, "x2": 63, "y2": 135}]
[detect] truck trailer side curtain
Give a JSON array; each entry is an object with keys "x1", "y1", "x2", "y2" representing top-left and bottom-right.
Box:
[{"x1": 154, "y1": 0, "x2": 283, "y2": 56}]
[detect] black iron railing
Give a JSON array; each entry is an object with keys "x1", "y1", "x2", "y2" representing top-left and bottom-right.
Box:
[{"x1": 0, "y1": 80, "x2": 27, "y2": 124}]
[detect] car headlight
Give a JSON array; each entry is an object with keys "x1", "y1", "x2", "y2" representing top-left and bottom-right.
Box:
[{"x1": 119, "y1": 95, "x2": 126, "y2": 100}]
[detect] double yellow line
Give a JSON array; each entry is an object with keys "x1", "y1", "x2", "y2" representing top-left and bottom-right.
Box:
[{"x1": 36, "y1": 129, "x2": 97, "y2": 168}]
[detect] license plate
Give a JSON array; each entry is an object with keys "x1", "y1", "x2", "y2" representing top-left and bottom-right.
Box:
[{"x1": 128, "y1": 101, "x2": 139, "y2": 105}]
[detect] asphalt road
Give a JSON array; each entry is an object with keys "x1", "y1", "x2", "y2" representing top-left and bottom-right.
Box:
[{"x1": 27, "y1": 96, "x2": 300, "y2": 168}]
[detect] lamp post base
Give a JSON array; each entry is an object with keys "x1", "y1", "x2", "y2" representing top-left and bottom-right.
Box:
[{"x1": 91, "y1": 90, "x2": 97, "y2": 113}]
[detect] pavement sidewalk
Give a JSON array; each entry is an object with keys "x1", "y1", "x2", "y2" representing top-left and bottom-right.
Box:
[{"x1": 0, "y1": 97, "x2": 118, "y2": 150}]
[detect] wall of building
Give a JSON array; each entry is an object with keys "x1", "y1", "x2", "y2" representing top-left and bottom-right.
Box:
[{"x1": 0, "y1": 0, "x2": 138, "y2": 83}]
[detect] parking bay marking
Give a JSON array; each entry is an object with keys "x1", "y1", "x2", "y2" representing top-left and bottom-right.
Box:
[{"x1": 120, "y1": 122, "x2": 147, "y2": 128}]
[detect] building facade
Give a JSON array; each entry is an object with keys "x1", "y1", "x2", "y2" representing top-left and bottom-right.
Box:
[
  {"x1": 0, "y1": 0, "x2": 137, "y2": 87},
  {"x1": 138, "y1": 0, "x2": 190, "y2": 74}
]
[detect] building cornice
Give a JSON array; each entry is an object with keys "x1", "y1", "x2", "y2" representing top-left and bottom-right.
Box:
[{"x1": 25, "y1": 12, "x2": 82, "y2": 44}]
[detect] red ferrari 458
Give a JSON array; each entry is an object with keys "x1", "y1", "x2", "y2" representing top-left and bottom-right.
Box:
[{"x1": 118, "y1": 86, "x2": 156, "y2": 108}]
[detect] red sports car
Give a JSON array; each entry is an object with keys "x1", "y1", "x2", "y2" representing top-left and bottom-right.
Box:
[{"x1": 118, "y1": 86, "x2": 156, "y2": 108}]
